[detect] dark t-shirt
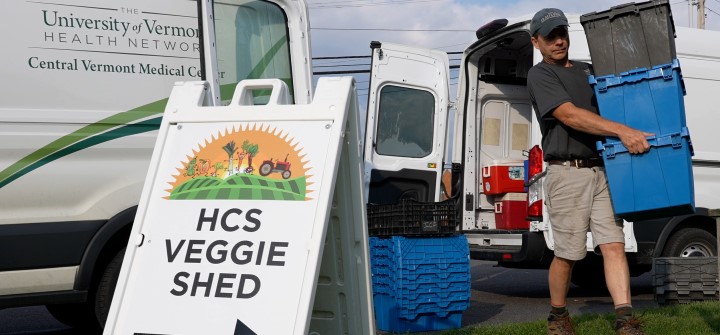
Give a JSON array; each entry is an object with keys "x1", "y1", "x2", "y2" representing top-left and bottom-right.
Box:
[{"x1": 527, "y1": 61, "x2": 603, "y2": 161}]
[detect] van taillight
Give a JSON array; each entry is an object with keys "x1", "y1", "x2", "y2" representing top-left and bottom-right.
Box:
[
  {"x1": 527, "y1": 200, "x2": 542, "y2": 217},
  {"x1": 528, "y1": 145, "x2": 543, "y2": 179},
  {"x1": 526, "y1": 145, "x2": 543, "y2": 219}
]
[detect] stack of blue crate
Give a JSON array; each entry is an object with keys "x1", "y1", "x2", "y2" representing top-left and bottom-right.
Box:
[
  {"x1": 581, "y1": 0, "x2": 695, "y2": 221},
  {"x1": 369, "y1": 235, "x2": 470, "y2": 333}
]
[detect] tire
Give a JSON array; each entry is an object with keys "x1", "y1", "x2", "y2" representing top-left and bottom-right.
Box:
[
  {"x1": 281, "y1": 170, "x2": 291, "y2": 179},
  {"x1": 661, "y1": 228, "x2": 717, "y2": 257},
  {"x1": 259, "y1": 162, "x2": 273, "y2": 176},
  {"x1": 95, "y1": 247, "x2": 126, "y2": 327},
  {"x1": 46, "y1": 302, "x2": 100, "y2": 330}
]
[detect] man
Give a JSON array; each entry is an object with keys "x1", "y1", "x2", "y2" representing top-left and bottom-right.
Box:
[{"x1": 526, "y1": 8, "x2": 652, "y2": 335}]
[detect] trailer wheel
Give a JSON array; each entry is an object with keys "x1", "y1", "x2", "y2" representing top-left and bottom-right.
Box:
[
  {"x1": 95, "y1": 247, "x2": 126, "y2": 327},
  {"x1": 661, "y1": 228, "x2": 716, "y2": 257}
]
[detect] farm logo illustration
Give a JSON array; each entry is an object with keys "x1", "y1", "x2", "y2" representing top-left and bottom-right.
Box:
[{"x1": 166, "y1": 124, "x2": 311, "y2": 201}]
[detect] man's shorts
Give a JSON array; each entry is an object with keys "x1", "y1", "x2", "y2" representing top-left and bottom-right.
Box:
[{"x1": 544, "y1": 165, "x2": 625, "y2": 261}]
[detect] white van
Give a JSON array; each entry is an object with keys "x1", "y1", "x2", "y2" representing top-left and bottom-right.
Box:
[
  {"x1": 363, "y1": 10, "x2": 720, "y2": 286},
  {"x1": 0, "y1": 0, "x2": 312, "y2": 328}
]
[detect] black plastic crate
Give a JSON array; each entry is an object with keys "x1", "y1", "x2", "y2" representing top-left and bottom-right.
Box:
[
  {"x1": 656, "y1": 281, "x2": 718, "y2": 296},
  {"x1": 653, "y1": 257, "x2": 719, "y2": 305},
  {"x1": 653, "y1": 257, "x2": 718, "y2": 284},
  {"x1": 655, "y1": 289, "x2": 719, "y2": 305},
  {"x1": 580, "y1": 0, "x2": 676, "y2": 76},
  {"x1": 367, "y1": 199, "x2": 458, "y2": 236}
]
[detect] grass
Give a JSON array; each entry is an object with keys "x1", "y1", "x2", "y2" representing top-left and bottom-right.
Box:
[{"x1": 435, "y1": 301, "x2": 720, "y2": 335}]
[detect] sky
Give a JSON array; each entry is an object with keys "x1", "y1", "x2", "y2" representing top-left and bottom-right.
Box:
[
  {"x1": 306, "y1": 0, "x2": 719, "y2": 56},
  {"x1": 304, "y1": 0, "x2": 720, "y2": 104}
]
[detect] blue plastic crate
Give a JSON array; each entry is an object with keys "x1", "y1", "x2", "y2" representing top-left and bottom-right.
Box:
[
  {"x1": 370, "y1": 236, "x2": 470, "y2": 273},
  {"x1": 396, "y1": 291, "x2": 470, "y2": 307},
  {"x1": 397, "y1": 299, "x2": 469, "y2": 317},
  {"x1": 394, "y1": 236, "x2": 468, "y2": 259},
  {"x1": 399, "y1": 281, "x2": 469, "y2": 292},
  {"x1": 397, "y1": 262, "x2": 469, "y2": 274},
  {"x1": 396, "y1": 271, "x2": 471, "y2": 285},
  {"x1": 368, "y1": 235, "x2": 471, "y2": 332},
  {"x1": 597, "y1": 128, "x2": 694, "y2": 220},
  {"x1": 370, "y1": 236, "x2": 393, "y2": 249},
  {"x1": 373, "y1": 294, "x2": 463, "y2": 333},
  {"x1": 370, "y1": 281, "x2": 393, "y2": 296},
  {"x1": 589, "y1": 59, "x2": 686, "y2": 136},
  {"x1": 372, "y1": 272, "x2": 470, "y2": 300}
]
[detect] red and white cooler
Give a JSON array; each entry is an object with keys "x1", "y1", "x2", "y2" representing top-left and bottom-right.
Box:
[
  {"x1": 481, "y1": 160, "x2": 525, "y2": 195},
  {"x1": 494, "y1": 193, "x2": 529, "y2": 230}
]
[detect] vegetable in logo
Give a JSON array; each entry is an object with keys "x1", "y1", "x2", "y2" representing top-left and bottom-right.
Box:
[{"x1": 167, "y1": 124, "x2": 311, "y2": 201}]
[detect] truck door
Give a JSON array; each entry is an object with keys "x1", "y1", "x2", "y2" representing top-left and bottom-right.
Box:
[
  {"x1": 202, "y1": 0, "x2": 313, "y2": 106},
  {"x1": 363, "y1": 42, "x2": 450, "y2": 204}
]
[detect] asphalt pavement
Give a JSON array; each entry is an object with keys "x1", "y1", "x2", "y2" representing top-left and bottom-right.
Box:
[
  {"x1": 464, "y1": 260, "x2": 657, "y2": 326},
  {"x1": 0, "y1": 260, "x2": 658, "y2": 334}
]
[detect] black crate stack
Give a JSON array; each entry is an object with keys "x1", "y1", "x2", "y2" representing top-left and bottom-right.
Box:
[{"x1": 653, "y1": 257, "x2": 719, "y2": 304}]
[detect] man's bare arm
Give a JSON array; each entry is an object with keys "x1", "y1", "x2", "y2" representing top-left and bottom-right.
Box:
[{"x1": 552, "y1": 101, "x2": 653, "y2": 154}]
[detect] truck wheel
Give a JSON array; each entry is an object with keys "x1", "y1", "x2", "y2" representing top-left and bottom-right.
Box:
[
  {"x1": 95, "y1": 247, "x2": 126, "y2": 327},
  {"x1": 46, "y1": 302, "x2": 99, "y2": 330},
  {"x1": 661, "y1": 228, "x2": 716, "y2": 257}
]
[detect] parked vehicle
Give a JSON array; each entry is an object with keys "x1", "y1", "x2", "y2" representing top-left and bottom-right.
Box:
[
  {"x1": 0, "y1": 0, "x2": 312, "y2": 328},
  {"x1": 363, "y1": 13, "x2": 720, "y2": 287}
]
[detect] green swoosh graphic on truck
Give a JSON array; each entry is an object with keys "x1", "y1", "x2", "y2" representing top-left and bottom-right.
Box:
[
  {"x1": 2, "y1": 117, "x2": 164, "y2": 188},
  {"x1": 0, "y1": 99, "x2": 167, "y2": 188},
  {"x1": 0, "y1": 37, "x2": 290, "y2": 188}
]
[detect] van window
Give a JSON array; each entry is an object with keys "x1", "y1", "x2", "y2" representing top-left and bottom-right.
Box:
[
  {"x1": 214, "y1": 0, "x2": 293, "y2": 104},
  {"x1": 376, "y1": 85, "x2": 435, "y2": 158}
]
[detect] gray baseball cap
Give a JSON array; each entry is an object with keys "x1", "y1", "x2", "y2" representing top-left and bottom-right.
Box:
[{"x1": 530, "y1": 8, "x2": 568, "y2": 37}]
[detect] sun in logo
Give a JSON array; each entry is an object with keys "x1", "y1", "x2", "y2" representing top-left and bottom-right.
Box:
[{"x1": 166, "y1": 123, "x2": 312, "y2": 201}]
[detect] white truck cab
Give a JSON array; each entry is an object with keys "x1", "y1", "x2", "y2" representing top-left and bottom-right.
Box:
[{"x1": 0, "y1": 0, "x2": 312, "y2": 328}]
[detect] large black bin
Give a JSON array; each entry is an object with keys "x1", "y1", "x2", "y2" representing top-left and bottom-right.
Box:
[{"x1": 580, "y1": 0, "x2": 676, "y2": 76}]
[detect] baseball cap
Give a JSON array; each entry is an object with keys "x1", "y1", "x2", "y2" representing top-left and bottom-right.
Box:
[{"x1": 530, "y1": 8, "x2": 568, "y2": 37}]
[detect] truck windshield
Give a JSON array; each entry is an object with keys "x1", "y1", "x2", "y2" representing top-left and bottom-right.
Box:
[
  {"x1": 214, "y1": 0, "x2": 293, "y2": 104},
  {"x1": 376, "y1": 85, "x2": 435, "y2": 158}
]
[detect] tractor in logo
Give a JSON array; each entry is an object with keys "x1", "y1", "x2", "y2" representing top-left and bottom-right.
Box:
[{"x1": 259, "y1": 154, "x2": 292, "y2": 179}]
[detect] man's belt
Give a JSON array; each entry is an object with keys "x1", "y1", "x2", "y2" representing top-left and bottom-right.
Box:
[{"x1": 547, "y1": 158, "x2": 604, "y2": 168}]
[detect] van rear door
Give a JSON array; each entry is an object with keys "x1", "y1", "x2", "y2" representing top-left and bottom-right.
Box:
[{"x1": 363, "y1": 42, "x2": 450, "y2": 204}]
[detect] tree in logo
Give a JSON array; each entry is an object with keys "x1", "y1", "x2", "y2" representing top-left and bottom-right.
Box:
[
  {"x1": 241, "y1": 140, "x2": 260, "y2": 173},
  {"x1": 185, "y1": 156, "x2": 197, "y2": 177}
]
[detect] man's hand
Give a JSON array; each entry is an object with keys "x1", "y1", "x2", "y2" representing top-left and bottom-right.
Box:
[{"x1": 618, "y1": 126, "x2": 653, "y2": 154}]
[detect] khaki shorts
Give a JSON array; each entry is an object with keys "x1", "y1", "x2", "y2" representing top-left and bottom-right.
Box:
[{"x1": 545, "y1": 165, "x2": 624, "y2": 261}]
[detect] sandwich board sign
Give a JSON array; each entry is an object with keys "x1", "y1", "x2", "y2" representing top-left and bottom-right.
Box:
[{"x1": 103, "y1": 78, "x2": 375, "y2": 335}]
